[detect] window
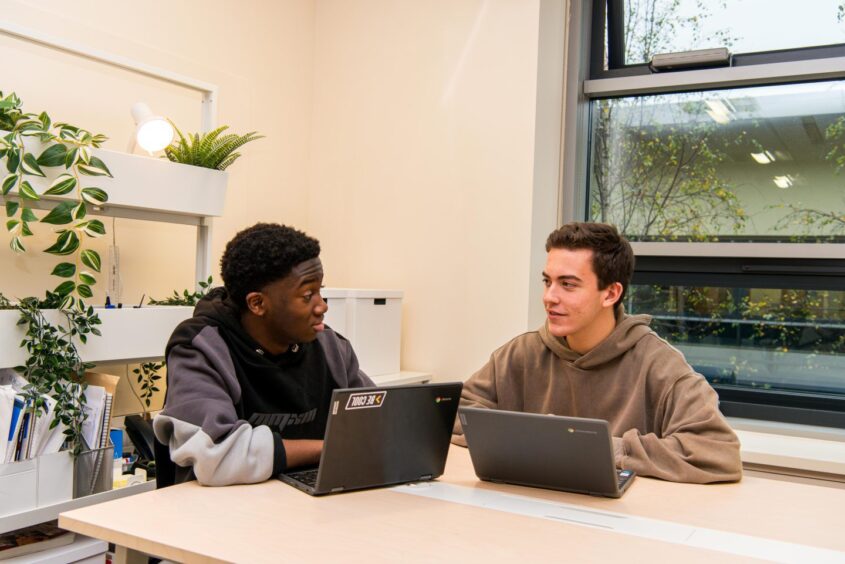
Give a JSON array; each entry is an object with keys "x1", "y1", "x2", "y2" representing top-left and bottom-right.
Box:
[
  {"x1": 564, "y1": 0, "x2": 845, "y2": 427},
  {"x1": 589, "y1": 81, "x2": 845, "y2": 242}
]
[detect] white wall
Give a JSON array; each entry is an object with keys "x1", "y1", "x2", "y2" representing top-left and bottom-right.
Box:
[
  {"x1": 308, "y1": 0, "x2": 560, "y2": 381},
  {"x1": 1, "y1": 0, "x2": 565, "y2": 386},
  {"x1": 0, "y1": 0, "x2": 316, "y2": 303}
]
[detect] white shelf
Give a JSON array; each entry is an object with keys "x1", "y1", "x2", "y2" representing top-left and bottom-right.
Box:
[
  {"x1": 1, "y1": 142, "x2": 213, "y2": 536},
  {"x1": 0, "y1": 480, "x2": 155, "y2": 535},
  {"x1": 370, "y1": 371, "x2": 432, "y2": 386},
  {"x1": 0, "y1": 307, "x2": 193, "y2": 369},
  {"x1": 4, "y1": 137, "x2": 228, "y2": 225},
  {"x1": 3, "y1": 535, "x2": 107, "y2": 564}
]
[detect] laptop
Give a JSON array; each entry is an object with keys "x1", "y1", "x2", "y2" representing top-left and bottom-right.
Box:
[
  {"x1": 459, "y1": 407, "x2": 635, "y2": 498},
  {"x1": 278, "y1": 382, "x2": 462, "y2": 495}
]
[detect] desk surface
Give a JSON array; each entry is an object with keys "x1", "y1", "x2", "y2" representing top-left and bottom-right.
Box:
[{"x1": 60, "y1": 446, "x2": 845, "y2": 563}]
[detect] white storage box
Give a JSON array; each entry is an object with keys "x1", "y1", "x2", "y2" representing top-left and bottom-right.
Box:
[
  {"x1": 322, "y1": 289, "x2": 402, "y2": 377},
  {"x1": 0, "y1": 451, "x2": 73, "y2": 518}
]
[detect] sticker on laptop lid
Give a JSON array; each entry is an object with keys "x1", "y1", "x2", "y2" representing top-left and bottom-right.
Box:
[{"x1": 345, "y1": 391, "x2": 387, "y2": 410}]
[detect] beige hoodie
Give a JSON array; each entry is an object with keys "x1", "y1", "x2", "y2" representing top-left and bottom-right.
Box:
[{"x1": 454, "y1": 312, "x2": 742, "y2": 484}]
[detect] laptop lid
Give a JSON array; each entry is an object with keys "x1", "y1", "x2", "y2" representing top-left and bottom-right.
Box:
[
  {"x1": 281, "y1": 382, "x2": 462, "y2": 495},
  {"x1": 459, "y1": 407, "x2": 634, "y2": 498}
]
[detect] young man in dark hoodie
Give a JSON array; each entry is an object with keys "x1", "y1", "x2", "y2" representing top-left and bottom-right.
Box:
[
  {"x1": 154, "y1": 223, "x2": 373, "y2": 486},
  {"x1": 453, "y1": 222, "x2": 742, "y2": 484}
]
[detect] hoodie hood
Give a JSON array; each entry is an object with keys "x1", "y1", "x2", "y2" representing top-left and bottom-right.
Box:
[
  {"x1": 192, "y1": 287, "x2": 247, "y2": 340},
  {"x1": 167, "y1": 287, "x2": 304, "y2": 365},
  {"x1": 539, "y1": 309, "x2": 654, "y2": 369}
]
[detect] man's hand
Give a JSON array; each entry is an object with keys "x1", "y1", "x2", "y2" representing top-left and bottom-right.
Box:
[{"x1": 282, "y1": 439, "x2": 323, "y2": 469}]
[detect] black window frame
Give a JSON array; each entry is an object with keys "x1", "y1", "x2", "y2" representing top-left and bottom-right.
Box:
[
  {"x1": 590, "y1": 0, "x2": 845, "y2": 80},
  {"x1": 564, "y1": 0, "x2": 845, "y2": 428},
  {"x1": 633, "y1": 256, "x2": 845, "y2": 428}
]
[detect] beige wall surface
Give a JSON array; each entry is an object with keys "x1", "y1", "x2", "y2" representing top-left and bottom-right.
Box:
[
  {"x1": 0, "y1": 0, "x2": 316, "y2": 304},
  {"x1": 1, "y1": 0, "x2": 560, "y2": 391},
  {"x1": 309, "y1": 0, "x2": 547, "y2": 381}
]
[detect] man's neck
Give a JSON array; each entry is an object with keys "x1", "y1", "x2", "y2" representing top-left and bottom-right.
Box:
[
  {"x1": 240, "y1": 312, "x2": 290, "y2": 356},
  {"x1": 565, "y1": 309, "x2": 618, "y2": 355}
]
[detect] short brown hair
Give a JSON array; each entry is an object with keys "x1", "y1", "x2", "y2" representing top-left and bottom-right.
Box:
[{"x1": 545, "y1": 222, "x2": 634, "y2": 306}]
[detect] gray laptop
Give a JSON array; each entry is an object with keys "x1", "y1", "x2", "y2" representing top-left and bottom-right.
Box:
[
  {"x1": 278, "y1": 382, "x2": 462, "y2": 495},
  {"x1": 459, "y1": 407, "x2": 635, "y2": 498}
]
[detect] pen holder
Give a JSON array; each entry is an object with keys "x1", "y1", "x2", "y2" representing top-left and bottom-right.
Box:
[{"x1": 73, "y1": 441, "x2": 114, "y2": 499}]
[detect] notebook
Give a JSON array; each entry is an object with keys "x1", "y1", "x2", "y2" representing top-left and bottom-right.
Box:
[
  {"x1": 459, "y1": 407, "x2": 635, "y2": 498},
  {"x1": 278, "y1": 382, "x2": 462, "y2": 495}
]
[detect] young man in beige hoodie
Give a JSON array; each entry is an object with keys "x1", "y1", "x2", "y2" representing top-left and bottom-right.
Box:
[{"x1": 453, "y1": 222, "x2": 742, "y2": 483}]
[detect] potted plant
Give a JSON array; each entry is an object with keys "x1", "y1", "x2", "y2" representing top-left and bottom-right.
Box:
[{"x1": 163, "y1": 123, "x2": 262, "y2": 170}]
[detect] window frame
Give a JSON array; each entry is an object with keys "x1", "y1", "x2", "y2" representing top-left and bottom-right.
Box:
[
  {"x1": 563, "y1": 0, "x2": 845, "y2": 427},
  {"x1": 590, "y1": 0, "x2": 845, "y2": 80}
]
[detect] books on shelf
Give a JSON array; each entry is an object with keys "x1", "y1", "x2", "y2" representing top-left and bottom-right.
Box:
[
  {"x1": 1, "y1": 371, "x2": 120, "y2": 464},
  {"x1": 0, "y1": 520, "x2": 75, "y2": 560}
]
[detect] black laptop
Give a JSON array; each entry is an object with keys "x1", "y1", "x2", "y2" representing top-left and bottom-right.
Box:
[
  {"x1": 459, "y1": 407, "x2": 635, "y2": 498},
  {"x1": 278, "y1": 382, "x2": 462, "y2": 495}
]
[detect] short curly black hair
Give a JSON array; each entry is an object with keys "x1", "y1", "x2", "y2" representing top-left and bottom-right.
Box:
[{"x1": 220, "y1": 223, "x2": 320, "y2": 309}]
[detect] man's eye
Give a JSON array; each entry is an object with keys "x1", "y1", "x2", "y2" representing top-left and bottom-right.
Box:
[
  {"x1": 303, "y1": 292, "x2": 313, "y2": 301},
  {"x1": 542, "y1": 279, "x2": 551, "y2": 287}
]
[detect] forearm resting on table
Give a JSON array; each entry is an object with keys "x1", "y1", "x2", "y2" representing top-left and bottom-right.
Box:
[{"x1": 283, "y1": 439, "x2": 323, "y2": 469}]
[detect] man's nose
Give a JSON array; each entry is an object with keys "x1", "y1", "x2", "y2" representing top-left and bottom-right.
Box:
[
  {"x1": 543, "y1": 286, "x2": 559, "y2": 305},
  {"x1": 315, "y1": 295, "x2": 328, "y2": 314}
]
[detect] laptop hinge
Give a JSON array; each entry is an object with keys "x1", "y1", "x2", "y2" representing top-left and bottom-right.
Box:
[{"x1": 419, "y1": 474, "x2": 433, "y2": 481}]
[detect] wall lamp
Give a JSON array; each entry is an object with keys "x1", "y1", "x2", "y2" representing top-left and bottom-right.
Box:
[{"x1": 128, "y1": 102, "x2": 174, "y2": 154}]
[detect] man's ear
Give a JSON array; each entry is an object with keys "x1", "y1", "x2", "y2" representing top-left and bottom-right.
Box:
[
  {"x1": 245, "y1": 291, "x2": 267, "y2": 316},
  {"x1": 602, "y1": 282, "x2": 623, "y2": 308}
]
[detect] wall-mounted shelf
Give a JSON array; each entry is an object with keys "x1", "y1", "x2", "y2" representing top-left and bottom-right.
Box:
[
  {"x1": 1, "y1": 139, "x2": 225, "y2": 535},
  {"x1": 3, "y1": 134, "x2": 228, "y2": 282},
  {"x1": 0, "y1": 306, "x2": 193, "y2": 368}
]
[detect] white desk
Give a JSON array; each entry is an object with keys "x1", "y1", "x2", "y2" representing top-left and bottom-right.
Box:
[{"x1": 59, "y1": 446, "x2": 845, "y2": 563}]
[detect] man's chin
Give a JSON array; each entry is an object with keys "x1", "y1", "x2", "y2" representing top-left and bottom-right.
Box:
[{"x1": 546, "y1": 320, "x2": 572, "y2": 338}]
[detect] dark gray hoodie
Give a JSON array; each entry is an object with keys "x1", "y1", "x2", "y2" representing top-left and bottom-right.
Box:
[{"x1": 153, "y1": 288, "x2": 373, "y2": 486}]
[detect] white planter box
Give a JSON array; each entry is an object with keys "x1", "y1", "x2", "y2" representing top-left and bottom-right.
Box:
[
  {"x1": 3, "y1": 134, "x2": 228, "y2": 219},
  {"x1": 0, "y1": 306, "x2": 192, "y2": 367},
  {"x1": 0, "y1": 450, "x2": 73, "y2": 518},
  {"x1": 323, "y1": 288, "x2": 402, "y2": 377}
]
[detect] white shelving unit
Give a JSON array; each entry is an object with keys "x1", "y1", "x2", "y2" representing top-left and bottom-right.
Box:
[
  {"x1": 0, "y1": 151, "x2": 227, "y2": 535},
  {"x1": 371, "y1": 371, "x2": 432, "y2": 386}
]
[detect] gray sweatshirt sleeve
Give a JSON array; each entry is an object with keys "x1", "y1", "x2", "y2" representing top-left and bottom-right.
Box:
[
  {"x1": 152, "y1": 326, "x2": 282, "y2": 486},
  {"x1": 318, "y1": 327, "x2": 374, "y2": 388}
]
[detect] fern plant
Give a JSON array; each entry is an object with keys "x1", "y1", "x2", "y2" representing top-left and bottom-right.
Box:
[{"x1": 163, "y1": 123, "x2": 262, "y2": 171}]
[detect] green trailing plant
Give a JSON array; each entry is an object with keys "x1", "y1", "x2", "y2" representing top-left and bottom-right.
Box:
[
  {"x1": 0, "y1": 90, "x2": 112, "y2": 308},
  {"x1": 131, "y1": 361, "x2": 164, "y2": 420},
  {"x1": 149, "y1": 276, "x2": 214, "y2": 306},
  {"x1": 1, "y1": 89, "x2": 112, "y2": 456},
  {"x1": 0, "y1": 291, "x2": 13, "y2": 309},
  {"x1": 164, "y1": 122, "x2": 262, "y2": 171},
  {"x1": 15, "y1": 293, "x2": 102, "y2": 455}
]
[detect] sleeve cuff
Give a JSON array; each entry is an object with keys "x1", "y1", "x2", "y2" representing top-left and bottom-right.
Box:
[{"x1": 272, "y1": 431, "x2": 287, "y2": 475}]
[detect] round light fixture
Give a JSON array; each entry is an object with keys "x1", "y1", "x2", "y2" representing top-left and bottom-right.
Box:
[{"x1": 130, "y1": 102, "x2": 174, "y2": 153}]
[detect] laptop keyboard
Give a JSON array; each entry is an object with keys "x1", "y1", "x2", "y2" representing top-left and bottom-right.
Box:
[{"x1": 288, "y1": 468, "x2": 319, "y2": 488}]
